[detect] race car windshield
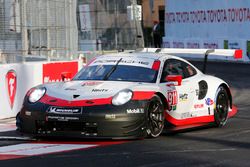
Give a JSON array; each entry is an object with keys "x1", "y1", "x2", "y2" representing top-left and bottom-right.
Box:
[{"x1": 73, "y1": 65, "x2": 158, "y2": 83}]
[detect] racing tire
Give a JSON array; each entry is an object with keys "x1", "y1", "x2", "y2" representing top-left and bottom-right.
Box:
[
  {"x1": 16, "y1": 112, "x2": 21, "y2": 131},
  {"x1": 146, "y1": 95, "x2": 165, "y2": 138},
  {"x1": 214, "y1": 86, "x2": 229, "y2": 127}
]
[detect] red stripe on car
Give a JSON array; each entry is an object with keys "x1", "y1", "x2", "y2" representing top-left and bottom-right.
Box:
[
  {"x1": 151, "y1": 60, "x2": 161, "y2": 71},
  {"x1": 165, "y1": 112, "x2": 214, "y2": 126},
  {"x1": 234, "y1": 50, "x2": 243, "y2": 59},
  {"x1": 39, "y1": 94, "x2": 112, "y2": 107},
  {"x1": 39, "y1": 91, "x2": 156, "y2": 106}
]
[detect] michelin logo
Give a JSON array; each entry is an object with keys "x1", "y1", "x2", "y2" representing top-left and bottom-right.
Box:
[{"x1": 48, "y1": 107, "x2": 81, "y2": 114}]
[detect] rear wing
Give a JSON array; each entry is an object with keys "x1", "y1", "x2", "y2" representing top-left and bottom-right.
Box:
[{"x1": 140, "y1": 48, "x2": 243, "y2": 73}]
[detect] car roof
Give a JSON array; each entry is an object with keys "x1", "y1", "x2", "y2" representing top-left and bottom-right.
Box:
[{"x1": 97, "y1": 52, "x2": 170, "y2": 60}]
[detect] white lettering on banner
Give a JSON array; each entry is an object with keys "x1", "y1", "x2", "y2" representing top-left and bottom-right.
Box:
[
  {"x1": 43, "y1": 76, "x2": 70, "y2": 83},
  {"x1": 166, "y1": 8, "x2": 250, "y2": 24},
  {"x1": 43, "y1": 76, "x2": 50, "y2": 83}
]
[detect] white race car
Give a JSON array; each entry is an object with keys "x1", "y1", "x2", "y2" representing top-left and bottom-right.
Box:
[{"x1": 16, "y1": 48, "x2": 242, "y2": 139}]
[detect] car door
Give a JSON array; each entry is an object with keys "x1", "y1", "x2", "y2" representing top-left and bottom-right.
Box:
[{"x1": 159, "y1": 58, "x2": 199, "y2": 120}]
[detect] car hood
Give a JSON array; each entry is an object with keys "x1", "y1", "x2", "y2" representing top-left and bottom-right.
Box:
[{"x1": 43, "y1": 80, "x2": 148, "y2": 101}]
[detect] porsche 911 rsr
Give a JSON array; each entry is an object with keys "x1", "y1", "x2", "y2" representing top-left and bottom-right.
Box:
[{"x1": 16, "y1": 49, "x2": 242, "y2": 139}]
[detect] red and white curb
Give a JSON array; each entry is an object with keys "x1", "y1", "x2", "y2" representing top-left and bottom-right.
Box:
[
  {"x1": 0, "y1": 120, "x2": 16, "y2": 132},
  {"x1": 0, "y1": 141, "x2": 125, "y2": 161}
]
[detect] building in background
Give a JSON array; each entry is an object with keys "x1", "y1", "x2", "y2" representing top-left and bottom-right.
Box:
[
  {"x1": 141, "y1": 0, "x2": 165, "y2": 47},
  {"x1": 77, "y1": 0, "x2": 144, "y2": 51}
]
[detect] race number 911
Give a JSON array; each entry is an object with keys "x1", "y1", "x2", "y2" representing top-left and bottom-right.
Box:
[{"x1": 167, "y1": 90, "x2": 178, "y2": 105}]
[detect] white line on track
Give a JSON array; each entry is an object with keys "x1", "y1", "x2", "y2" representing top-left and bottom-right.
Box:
[{"x1": 0, "y1": 143, "x2": 97, "y2": 156}]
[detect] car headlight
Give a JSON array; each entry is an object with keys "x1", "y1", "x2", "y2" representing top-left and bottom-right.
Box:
[
  {"x1": 112, "y1": 89, "x2": 133, "y2": 106},
  {"x1": 28, "y1": 87, "x2": 46, "y2": 103}
]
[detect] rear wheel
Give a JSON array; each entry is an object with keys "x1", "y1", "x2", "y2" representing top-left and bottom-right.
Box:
[
  {"x1": 214, "y1": 87, "x2": 229, "y2": 127},
  {"x1": 146, "y1": 95, "x2": 165, "y2": 138}
]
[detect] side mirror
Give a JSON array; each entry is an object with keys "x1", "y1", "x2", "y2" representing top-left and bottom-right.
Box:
[
  {"x1": 165, "y1": 75, "x2": 182, "y2": 86},
  {"x1": 61, "y1": 72, "x2": 72, "y2": 81}
]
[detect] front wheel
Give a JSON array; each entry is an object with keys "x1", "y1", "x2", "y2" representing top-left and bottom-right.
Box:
[
  {"x1": 146, "y1": 95, "x2": 165, "y2": 138},
  {"x1": 214, "y1": 87, "x2": 229, "y2": 127}
]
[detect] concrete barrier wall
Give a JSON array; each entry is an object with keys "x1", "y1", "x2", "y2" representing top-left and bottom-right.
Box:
[{"x1": 0, "y1": 61, "x2": 80, "y2": 119}]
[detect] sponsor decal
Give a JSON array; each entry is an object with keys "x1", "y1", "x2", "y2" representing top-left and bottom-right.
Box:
[
  {"x1": 194, "y1": 104, "x2": 204, "y2": 109},
  {"x1": 82, "y1": 81, "x2": 103, "y2": 86},
  {"x1": 195, "y1": 89, "x2": 199, "y2": 96},
  {"x1": 167, "y1": 90, "x2": 178, "y2": 105},
  {"x1": 127, "y1": 108, "x2": 144, "y2": 114},
  {"x1": 169, "y1": 105, "x2": 177, "y2": 111},
  {"x1": 43, "y1": 62, "x2": 78, "y2": 83},
  {"x1": 167, "y1": 90, "x2": 178, "y2": 111},
  {"x1": 105, "y1": 114, "x2": 116, "y2": 119},
  {"x1": 93, "y1": 59, "x2": 150, "y2": 66},
  {"x1": 92, "y1": 89, "x2": 108, "y2": 92},
  {"x1": 47, "y1": 106, "x2": 82, "y2": 114},
  {"x1": 205, "y1": 98, "x2": 214, "y2": 106},
  {"x1": 6, "y1": 70, "x2": 17, "y2": 109},
  {"x1": 179, "y1": 93, "x2": 188, "y2": 102},
  {"x1": 46, "y1": 116, "x2": 79, "y2": 121},
  {"x1": 181, "y1": 112, "x2": 192, "y2": 119},
  {"x1": 25, "y1": 111, "x2": 32, "y2": 116}
]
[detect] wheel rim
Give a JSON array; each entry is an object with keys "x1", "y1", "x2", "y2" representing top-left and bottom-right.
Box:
[
  {"x1": 216, "y1": 92, "x2": 228, "y2": 123},
  {"x1": 148, "y1": 100, "x2": 164, "y2": 137}
]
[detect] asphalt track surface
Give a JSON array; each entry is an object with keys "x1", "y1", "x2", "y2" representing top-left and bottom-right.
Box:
[{"x1": 1, "y1": 61, "x2": 250, "y2": 167}]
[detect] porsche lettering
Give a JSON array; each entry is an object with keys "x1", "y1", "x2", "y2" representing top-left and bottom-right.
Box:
[{"x1": 92, "y1": 89, "x2": 108, "y2": 92}]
